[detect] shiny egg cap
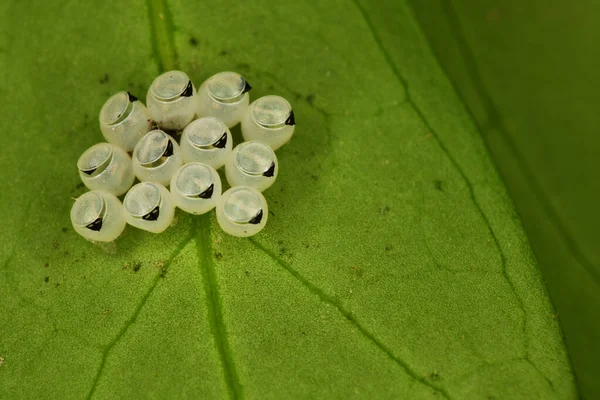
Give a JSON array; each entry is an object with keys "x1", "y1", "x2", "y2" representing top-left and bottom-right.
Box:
[
  {"x1": 71, "y1": 192, "x2": 107, "y2": 231},
  {"x1": 99, "y1": 91, "x2": 137, "y2": 126},
  {"x1": 124, "y1": 182, "x2": 162, "y2": 221},
  {"x1": 223, "y1": 187, "x2": 264, "y2": 224},
  {"x1": 78, "y1": 143, "x2": 113, "y2": 177},
  {"x1": 150, "y1": 71, "x2": 194, "y2": 102},
  {"x1": 252, "y1": 95, "x2": 295, "y2": 129},
  {"x1": 235, "y1": 142, "x2": 276, "y2": 177},
  {"x1": 135, "y1": 130, "x2": 174, "y2": 168},
  {"x1": 175, "y1": 163, "x2": 215, "y2": 199},
  {"x1": 184, "y1": 117, "x2": 229, "y2": 150},
  {"x1": 206, "y1": 71, "x2": 251, "y2": 104}
]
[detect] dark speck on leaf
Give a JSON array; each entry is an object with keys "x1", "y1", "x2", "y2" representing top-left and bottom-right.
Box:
[
  {"x1": 236, "y1": 63, "x2": 250, "y2": 71},
  {"x1": 244, "y1": 270, "x2": 250, "y2": 276},
  {"x1": 279, "y1": 247, "x2": 286, "y2": 256},
  {"x1": 44, "y1": 276, "x2": 50, "y2": 283},
  {"x1": 160, "y1": 269, "x2": 167, "y2": 278},
  {"x1": 44, "y1": 262, "x2": 49, "y2": 268},
  {"x1": 99, "y1": 73, "x2": 109, "y2": 84},
  {"x1": 269, "y1": 210, "x2": 275, "y2": 217},
  {"x1": 428, "y1": 371, "x2": 441, "y2": 381},
  {"x1": 189, "y1": 36, "x2": 198, "y2": 46},
  {"x1": 133, "y1": 262, "x2": 142, "y2": 272},
  {"x1": 55, "y1": 282, "x2": 60, "y2": 287},
  {"x1": 310, "y1": 174, "x2": 319, "y2": 181},
  {"x1": 381, "y1": 206, "x2": 390, "y2": 215},
  {"x1": 304, "y1": 243, "x2": 310, "y2": 249},
  {"x1": 61, "y1": 227, "x2": 68, "y2": 233},
  {"x1": 306, "y1": 94, "x2": 315, "y2": 105},
  {"x1": 215, "y1": 252, "x2": 223, "y2": 261},
  {"x1": 434, "y1": 180, "x2": 444, "y2": 191},
  {"x1": 385, "y1": 245, "x2": 392, "y2": 252},
  {"x1": 52, "y1": 240, "x2": 59, "y2": 249},
  {"x1": 219, "y1": 49, "x2": 228, "y2": 56}
]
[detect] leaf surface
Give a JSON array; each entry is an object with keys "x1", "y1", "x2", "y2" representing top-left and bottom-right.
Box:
[{"x1": 0, "y1": 0, "x2": 577, "y2": 398}]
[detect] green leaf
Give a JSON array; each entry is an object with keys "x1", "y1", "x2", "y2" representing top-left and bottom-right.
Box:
[
  {"x1": 0, "y1": 0, "x2": 577, "y2": 398},
  {"x1": 410, "y1": 1, "x2": 600, "y2": 398}
]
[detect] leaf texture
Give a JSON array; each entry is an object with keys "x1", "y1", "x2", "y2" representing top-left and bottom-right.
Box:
[{"x1": 0, "y1": 0, "x2": 577, "y2": 398}]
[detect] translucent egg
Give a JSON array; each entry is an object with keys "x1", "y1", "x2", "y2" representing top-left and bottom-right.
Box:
[
  {"x1": 225, "y1": 141, "x2": 278, "y2": 192},
  {"x1": 241, "y1": 95, "x2": 295, "y2": 150},
  {"x1": 170, "y1": 162, "x2": 221, "y2": 215},
  {"x1": 99, "y1": 91, "x2": 152, "y2": 151},
  {"x1": 77, "y1": 143, "x2": 135, "y2": 196},
  {"x1": 196, "y1": 71, "x2": 251, "y2": 128},
  {"x1": 70, "y1": 191, "x2": 126, "y2": 242},
  {"x1": 133, "y1": 129, "x2": 182, "y2": 186},
  {"x1": 123, "y1": 182, "x2": 175, "y2": 233},
  {"x1": 180, "y1": 117, "x2": 232, "y2": 169},
  {"x1": 146, "y1": 70, "x2": 198, "y2": 131},
  {"x1": 216, "y1": 186, "x2": 268, "y2": 237}
]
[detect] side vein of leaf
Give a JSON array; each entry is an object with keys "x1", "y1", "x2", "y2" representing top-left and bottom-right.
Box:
[
  {"x1": 85, "y1": 232, "x2": 194, "y2": 400},
  {"x1": 436, "y1": 0, "x2": 600, "y2": 286},
  {"x1": 248, "y1": 238, "x2": 452, "y2": 399},
  {"x1": 351, "y1": 0, "x2": 554, "y2": 390},
  {"x1": 194, "y1": 215, "x2": 243, "y2": 400}
]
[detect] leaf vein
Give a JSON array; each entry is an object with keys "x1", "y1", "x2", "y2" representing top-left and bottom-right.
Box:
[
  {"x1": 249, "y1": 238, "x2": 452, "y2": 399},
  {"x1": 85, "y1": 232, "x2": 194, "y2": 399},
  {"x1": 350, "y1": 0, "x2": 554, "y2": 390}
]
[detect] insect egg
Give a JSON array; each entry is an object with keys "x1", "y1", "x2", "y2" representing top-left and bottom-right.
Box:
[
  {"x1": 216, "y1": 186, "x2": 268, "y2": 237},
  {"x1": 99, "y1": 91, "x2": 152, "y2": 151},
  {"x1": 77, "y1": 143, "x2": 135, "y2": 196},
  {"x1": 241, "y1": 95, "x2": 295, "y2": 150},
  {"x1": 146, "y1": 70, "x2": 198, "y2": 131},
  {"x1": 123, "y1": 182, "x2": 175, "y2": 233},
  {"x1": 225, "y1": 141, "x2": 278, "y2": 192},
  {"x1": 180, "y1": 117, "x2": 232, "y2": 169},
  {"x1": 70, "y1": 191, "x2": 126, "y2": 242},
  {"x1": 133, "y1": 129, "x2": 182, "y2": 186},
  {"x1": 170, "y1": 162, "x2": 222, "y2": 215},
  {"x1": 197, "y1": 71, "x2": 251, "y2": 128}
]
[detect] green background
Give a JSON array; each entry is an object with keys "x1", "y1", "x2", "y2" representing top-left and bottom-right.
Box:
[{"x1": 0, "y1": 0, "x2": 593, "y2": 398}]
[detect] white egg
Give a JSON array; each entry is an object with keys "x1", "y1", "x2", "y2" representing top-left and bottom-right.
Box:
[
  {"x1": 170, "y1": 162, "x2": 221, "y2": 215},
  {"x1": 146, "y1": 70, "x2": 198, "y2": 131},
  {"x1": 225, "y1": 141, "x2": 278, "y2": 192},
  {"x1": 71, "y1": 191, "x2": 126, "y2": 242},
  {"x1": 123, "y1": 182, "x2": 175, "y2": 233},
  {"x1": 241, "y1": 95, "x2": 295, "y2": 150},
  {"x1": 216, "y1": 186, "x2": 268, "y2": 237},
  {"x1": 78, "y1": 143, "x2": 135, "y2": 196},
  {"x1": 99, "y1": 91, "x2": 152, "y2": 151},
  {"x1": 196, "y1": 71, "x2": 251, "y2": 128},
  {"x1": 132, "y1": 129, "x2": 182, "y2": 186},
  {"x1": 180, "y1": 117, "x2": 232, "y2": 169}
]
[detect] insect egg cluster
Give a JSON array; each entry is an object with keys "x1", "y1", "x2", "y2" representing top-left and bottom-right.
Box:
[{"x1": 71, "y1": 70, "x2": 296, "y2": 242}]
